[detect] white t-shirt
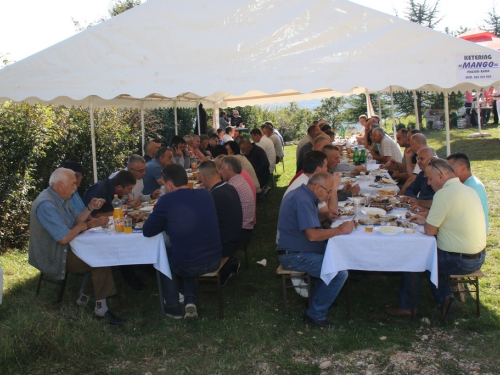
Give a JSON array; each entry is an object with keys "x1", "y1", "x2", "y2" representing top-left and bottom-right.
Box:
[{"x1": 379, "y1": 135, "x2": 403, "y2": 163}]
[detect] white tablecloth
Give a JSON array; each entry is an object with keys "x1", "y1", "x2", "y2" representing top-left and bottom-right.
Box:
[
  {"x1": 321, "y1": 211, "x2": 438, "y2": 287},
  {"x1": 340, "y1": 169, "x2": 400, "y2": 196},
  {"x1": 70, "y1": 230, "x2": 171, "y2": 279}
]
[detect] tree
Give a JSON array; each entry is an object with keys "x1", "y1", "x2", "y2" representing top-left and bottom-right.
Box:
[
  {"x1": 444, "y1": 26, "x2": 470, "y2": 37},
  {"x1": 73, "y1": 0, "x2": 143, "y2": 31},
  {"x1": 313, "y1": 97, "x2": 346, "y2": 129},
  {"x1": 404, "y1": 0, "x2": 442, "y2": 29},
  {"x1": 482, "y1": 7, "x2": 500, "y2": 36}
]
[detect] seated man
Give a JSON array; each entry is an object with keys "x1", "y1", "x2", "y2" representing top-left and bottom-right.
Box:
[
  {"x1": 296, "y1": 133, "x2": 331, "y2": 173},
  {"x1": 82, "y1": 170, "x2": 136, "y2": 217},
  {"x1": 109, "y1": 154, "x2": 161, "y2": 207},
  {"x1": 143, "y1": 147, "x2": 174, "y2": 195},
  {"x1": 222, "y1": 126, "x2": 235, "y2": 144},
  {"x1": 143, "y1": 140, "x2": 161, "y2": 163},
  {"x1": 297, "y1": 122, "x2": 320, "y2": 160},
  {"x1": 446, "y1": 152, "x2": 489, "y2": 232},
  {"x1": 170, "y1": 136, "x2": 191, "y2": 169},
  {"x1": 28, "y1": 168, "x2": 123, "y2": 325},
  {"x1": 224, "y1": 141, "x2": 261, "y2": 194},
  {"x1": 199, "y1": 161, "x2": 243, "y2": 284},
  {"x1": 261, "y1": 123, "x2": 284, "y2": 163},
  {"x1": 322, "y1": 145, "x2": 363, "y2": 200},
  {"x1": 402, "y1": 147, "x2": 436, "y2": 209},
  {"x1": 277, "y1": 171, "x2": 354, "y2": 328},
  {"x1": 143, "y1": 164, "x2": 222, "y2": 319},
  {"x1": 386, "y1": 159, "x2": 486, "y2": 322},
  {"x1": 368, "y1": 127, "x2": 403, "y2": 164},
  {"x1": 250, "y1": 128, "x2": 276, "y2": 173},
  {"x1": 239, "y1": 137, "x2": 270, "y2": 190},
  {"x1": 219, "y1": 156, "x2": 256, "y2": 243}
]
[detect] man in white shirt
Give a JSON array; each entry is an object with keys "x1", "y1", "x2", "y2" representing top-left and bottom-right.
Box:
[
  {"x1": 262, "y1": 124, "x2": 284, "y2": 162},
  {"x1": 369, "y1": 127, "x2": 403, "y2": 163},
  {"x1": 222, "y1": 126, "x2": 235, "y2": 144},
  {"x1": 250, "y1": 128, "x2": 276, "y2": 173}
]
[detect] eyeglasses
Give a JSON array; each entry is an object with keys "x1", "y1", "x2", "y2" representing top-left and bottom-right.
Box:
[
  {"x1": 317, "y1": 184, "x2": 333, "y2": 195},
  {"x1": 427, "y1": 158, "x2": 443, "y2": 175},
  {"x1": 130, "y1": 167, "x2": 147, "y2": 173}
]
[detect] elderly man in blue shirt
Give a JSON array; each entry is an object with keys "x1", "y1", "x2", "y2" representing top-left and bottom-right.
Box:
[
  {"x1": 28, "y1": 168, "x2": 123, "y2": 325},
  {"x1": 277, "y1": 171, "x2": 354, "y2": 328}
]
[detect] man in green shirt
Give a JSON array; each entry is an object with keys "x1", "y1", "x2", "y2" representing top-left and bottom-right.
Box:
[{"x1": 386, "y1": 158, "x2": 486, "y2": 323}]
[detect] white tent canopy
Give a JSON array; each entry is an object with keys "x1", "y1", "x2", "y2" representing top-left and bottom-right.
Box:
[
  {"x1": 1, "y1": 0, "x2": 499, "y2": 107},
  {"x1": 1, "y1": 0, "x2": 500, "y2": 180}
]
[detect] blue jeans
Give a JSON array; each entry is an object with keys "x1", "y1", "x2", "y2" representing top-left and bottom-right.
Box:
[
  {"x1": 398, "y1": 249, "x2": 485, "y2": 310},
  {"x1": 279, "y1": 252, "x2": 348, "y2": 320},
  {"x1": 160, "y1": 247, "x2": 220, "y2": 308}
]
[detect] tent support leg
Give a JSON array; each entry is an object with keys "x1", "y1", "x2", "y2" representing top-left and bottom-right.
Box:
[
  {"x1": 141, "y1": 107, "x2": 145, "y2": 156},
  {"x1": 89, "y1": 96, "x2": 98, "y2": 183},
  {"x1": 174, "y1": 102, "x2": 178, "y2": 136},
  {"x1": 390, "y1": 86, "x2": 396, "y2": 140},
  {"x1": 444, "y1": 92, "x2": 451, "y2": 156},
  {"x1": 413, "y1": 90, "x2": 420, "y2": 130}
]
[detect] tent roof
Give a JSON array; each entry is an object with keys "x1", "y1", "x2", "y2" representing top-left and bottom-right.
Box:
[{"x1": 1, "y1": 0, "x2": 500, "y2": 108}]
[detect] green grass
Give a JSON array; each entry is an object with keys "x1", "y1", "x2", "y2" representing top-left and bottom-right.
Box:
[{"x1": 1, "y1": 127, "x2": 500, "y2": 374}]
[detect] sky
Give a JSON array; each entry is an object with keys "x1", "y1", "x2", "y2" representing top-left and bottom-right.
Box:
[{"x1": 0, "y1": 0, "x2": 498, "y2": 63}]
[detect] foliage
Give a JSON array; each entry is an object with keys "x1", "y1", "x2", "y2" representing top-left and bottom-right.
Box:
[
  {"x1": 481, "y1": 7, "x2": 500, "y2": 36},
  {"x1": 313, "y1": 97, "x2": 346, "y2": 129},
  {"x1": 0, "y1": 103, "x2": 144, "y2": 250},
  {"x1": 404, "y1": 0, "x2": 442, "y2": 29},
  {"x1": 108, "y1": 0, "x2": 142, "y2": 17}
]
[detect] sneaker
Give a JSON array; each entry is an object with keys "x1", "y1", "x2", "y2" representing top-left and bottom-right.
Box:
[
  {"x1": 165, "y1": 306, "x2": 183, "y2": 319},
  {"x1": 184, "y1": 303, "x2": 198, "y2": 319},
  {"x1": 291, "y1": 275, "x2": 309, "y2": 298},
  {"x1": 95, "y1": 310, "x2": 125, "y2": 326}
]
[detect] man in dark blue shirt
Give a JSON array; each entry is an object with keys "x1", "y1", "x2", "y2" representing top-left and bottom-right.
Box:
[
  {"x1": 143, "y1": 164, "x2": 221, "y2": 319},
  {"x1": 82, "y1": 171, "x2": 136, "y2": 217},
  {"x1": 277, "y1": 171, "x2": 354, "y2": 329},
  {"x1": 403, "y1": 147, "x2": 436, "y2": 209},
  {"x1": 199, "y1": 160, "x2": 243, "y2": 285}
]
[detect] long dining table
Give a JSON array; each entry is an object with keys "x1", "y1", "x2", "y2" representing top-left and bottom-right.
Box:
[
  {"x1": 70, "y1": 229, "x2": 170, "y2": 316},
  {"x1": 320, "y1": 206, "x2": 438, "y2": 318}
]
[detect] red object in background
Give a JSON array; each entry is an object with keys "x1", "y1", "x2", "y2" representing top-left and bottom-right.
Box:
[{"x1": 458, "y1": 29, "x2": 500, "y2": 51}]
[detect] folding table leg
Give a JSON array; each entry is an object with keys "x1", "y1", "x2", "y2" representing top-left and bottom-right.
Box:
[{"x1": 156, "y1": 269, "x2": 165, "y2": 318}]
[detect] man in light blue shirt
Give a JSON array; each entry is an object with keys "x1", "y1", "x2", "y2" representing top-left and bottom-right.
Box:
[{"x1": 447, "y1": 153, "x2": 489, "y2": 233}]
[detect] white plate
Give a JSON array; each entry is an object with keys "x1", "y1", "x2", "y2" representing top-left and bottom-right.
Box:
[
  {"x1": 374, "y1": 226, "x2": 404, "y2": 235},
  {"x1": 139, "y1": 206, "x2": 153, "y2": 212},
  {"x1": 88, "y1": 226, "x2": 104, "y2": 232},
  {"x1": 362, "y1": 207, "x2": 387, "y2": 216}
]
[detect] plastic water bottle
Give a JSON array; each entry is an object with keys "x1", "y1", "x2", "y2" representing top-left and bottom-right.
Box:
[
  {"x1": 112, "y1": 194, "x2": 124, "y2": 233},
  {"x1": 367, "y1": 152, "x2": 374, "y2": 168},
  {"x1": 340, "y1": 125, "x2": 345, "y2": 138}
]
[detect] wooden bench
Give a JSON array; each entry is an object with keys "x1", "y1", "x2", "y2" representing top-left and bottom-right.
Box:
[
  {"x1": 276, "y1": 265, "x2": 312, "y2": 316},
  {"x1": 449, "y1": 270, "x2": 484, "y2": 316},
  {"x1": 195, "y1": 257, "x2": 229, "y2": 319}
]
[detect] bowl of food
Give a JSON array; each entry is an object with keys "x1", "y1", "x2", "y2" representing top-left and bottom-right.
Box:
[{"x1": 374, "y1": 226, "x2": 404, "y2": 236}]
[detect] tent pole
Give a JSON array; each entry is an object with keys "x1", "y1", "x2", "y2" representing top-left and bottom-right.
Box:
[
  {"x1": 140, "y1": 106, "x2": 145, "y2": 156},
  {"x1": 477, "y1": 95, "x2": 482, "y2": 134},
  {"x1": 413, "y1": 90, "x2": 420, "y2": 130},
  {"x1": 89, "y1": 96, "x2": 98, "y2": 183},
  {"x1": 377, "y1": 92, "x2": 381, "y2": 119},
  {"x1": 174, "y1": 101, "x2": 178, "y2": 135},
  {"x1": 390, "y1": 86, "x2": 396, "y2": 141},
  {"x1": 197, "y1": 101, "x2": 201, "y2": 135},
  {"x1": 444, "y1": 92, "x2": 451, "y2": 156},
  {"x1": 213, "y1": 104, "x2": 219, "y2": 130}
]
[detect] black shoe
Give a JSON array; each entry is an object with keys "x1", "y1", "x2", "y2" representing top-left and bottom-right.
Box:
[
  {"x1": 303, "y1": 314, "x2": 338, "y2": 329},
  {"x1": 440, "y1": 296, "x2": 459, "y2": 323},
  {"x1": 220, "y1": 272, "x2": 234, "y2": 286},
  {"x1": 96, "y1": 311, "x2": 125, "y2": 326},
  {"x1": 164, "y1": 306, "x2": 183, "y2": 319}
]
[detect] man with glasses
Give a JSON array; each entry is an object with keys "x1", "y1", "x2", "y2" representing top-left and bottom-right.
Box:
[
  {"x1": 277, "y1": 171, "x2": 354, "y2": 328},
  {"x1": 386, "y1": 158, "x2": 486, "y2": 323},
  {"x1": 109, "y1": 154, "x2": 161, "y2": 208}
]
